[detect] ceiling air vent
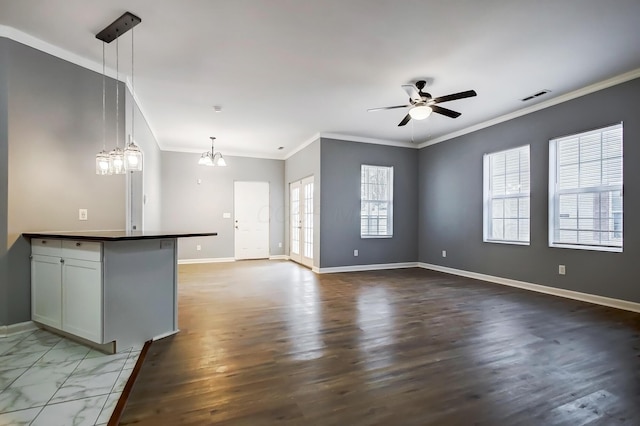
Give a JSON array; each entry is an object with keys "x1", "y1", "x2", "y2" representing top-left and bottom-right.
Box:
[{"x1": 521, "y1": 89, "x2": 551, "y2": 102}]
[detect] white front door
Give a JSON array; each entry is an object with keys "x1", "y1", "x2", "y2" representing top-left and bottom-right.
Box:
[
  {"x1": 290, "y1": 176, "x2": 314, "y2": 268},
  {"x1": 234, "y1": 181, "x2": 270, "y2": 260}
]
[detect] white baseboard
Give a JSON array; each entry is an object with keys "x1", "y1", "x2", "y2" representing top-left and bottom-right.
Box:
[
  {"x1": 317, "y1": 262, "x2": 419, "y2": 274},
  {"x1": 178, "y1": 257, "x2": 236, "y2": 265},
  {"x1": 180, "y1": 256, "x2": 292, "y2": 264},
  {"x1": 269, "y1": 255, "x2": 289, "y2": 260},
  {"x1": 0, "y1": 321, "x2": 38, "y2": 338},
  {"x1": 419, "y1": 263, "x2": 640, "y2": 314}
]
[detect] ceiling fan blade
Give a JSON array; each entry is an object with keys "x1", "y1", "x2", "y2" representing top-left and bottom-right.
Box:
[
  {"x1": 367, "y1": 105, "x2": 411, "y2": 112},
  {"x1": 401, "y1": 84, "x2": 421, "y2": 102},
  {"x1": 432, "y1": 90, "x2": 477, "y2": 104},
  {"x1": 398, "y1": 114, "x2": 412, "y2": 126},
  {"x1": 431, "y1": 105, "x2": 462, "y2": 118}
]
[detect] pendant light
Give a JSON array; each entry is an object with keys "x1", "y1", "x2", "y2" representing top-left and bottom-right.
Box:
[
  {"x1": 198, "y1": 137, "x2": 227, "y2": 167},
  {"x1": 124, "y1": 26, "x2": 143, "y2": 172},
  {"x1": 109, "y1": 33, "x2": 126, "y2": 175},
  {"x1": 95, "y1": 42, "x2": 111, "y2": 174},
  {"x1": 95, "y1": 12, "x2": 141, "y2": 175}
]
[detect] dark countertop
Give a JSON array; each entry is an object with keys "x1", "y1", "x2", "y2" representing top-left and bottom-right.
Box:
[{"x1": 23, "y1": 230, "x2": 218, "y2": 242}]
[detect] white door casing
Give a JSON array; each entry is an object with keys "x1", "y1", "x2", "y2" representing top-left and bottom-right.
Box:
[
  {"x1": 234, "y1": 181, "x2": 270, "y2": 260},
  {"x1": 290, "y1": 176, "x2": 314, "y2": 268}
]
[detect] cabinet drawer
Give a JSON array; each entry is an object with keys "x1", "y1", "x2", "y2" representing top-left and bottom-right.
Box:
[
  {"x1": 62, "y1": 240, "x2": 102, "y2": 262},
  {"x1": 32, "y1": 239, "x2": 62, "y2": 256}
]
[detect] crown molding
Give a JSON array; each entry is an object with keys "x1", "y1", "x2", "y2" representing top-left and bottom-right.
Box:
[
  {"x1": 283, "y1": 133, "x2": 321, "y2": 160},
  {"x1": 0, "y1": 25, "x2": 161, "y2": 149},
  {"x1": 417, "y1": 67, "x2": 640, "y2": 149},
  {"x1": 0, "y1": 25, "x2": 123, "y2": 80},
  {"x1": 161, "y1": 146, "x2": 285, "y2": 160},
  {"x1": 320, "y1": 133, "x2": 418, "y2": 149}
]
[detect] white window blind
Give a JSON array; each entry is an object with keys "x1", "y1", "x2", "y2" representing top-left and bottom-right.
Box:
[
  {"x1": 483, "y1": 145, "x2": 530, "y2": 244},
  {"x1": 361, "y1": 165, "x2": 393, "y2": 238},
  {"x1": 549, "y1": 123, "x2": 623, "y2": 251}
]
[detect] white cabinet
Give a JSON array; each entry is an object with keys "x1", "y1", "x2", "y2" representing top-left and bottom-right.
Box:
[
  {"x1": 31, "y1": 239, "x2": 104, "y2": 344},
  {"x1": 31, "y1": 254, "x2": 62, "y2": 329},
  {"x1": 62, "y1": 258, "x2": 102, "y2": 343}
]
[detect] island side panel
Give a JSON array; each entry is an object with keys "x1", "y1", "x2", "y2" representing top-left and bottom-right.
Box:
[{"x1": 103, "y1": 238, "x2": 177, "y2": 350}]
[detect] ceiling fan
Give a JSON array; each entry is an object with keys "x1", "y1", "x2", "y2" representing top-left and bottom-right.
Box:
[{"x1": 368, "y1": 81, "x2": 477, "y2": 126}]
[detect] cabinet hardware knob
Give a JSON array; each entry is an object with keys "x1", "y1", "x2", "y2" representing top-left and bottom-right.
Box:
[
  {"x1": 60, "y1": 259, "x2": 65, "y2": 264},
  {"x1": 42, "y1": 240, "x2": 47, "y2": 244},
  {"x1": 76, "y1": 242, "x2": 82, "y2": 247}
]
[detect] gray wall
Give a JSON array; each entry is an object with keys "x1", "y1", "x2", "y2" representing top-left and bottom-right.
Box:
[
  {"x1": 320, "y1": 138, "x2": 418, "y2": 268},
  {"x1": 0, "y1": 38, "x2": 156, "y2": 325},
  {"x1": 161, "y1": 151, "x2": 285, "y2": 260},
  {"x1": 284, "y1": 139, "x2": 321, "y2": 267},
  {"x1": 125, "y1": 89, "x2": 162, "y2": 231},
  {"x1": 0, "y1": 38, "x2": 8, "y2": 325},
  {"x1": 418, "y1": 77, "x2": 640, "y2": 303}
]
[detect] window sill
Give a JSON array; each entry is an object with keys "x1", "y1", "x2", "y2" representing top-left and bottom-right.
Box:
[
  {"x1": 549, "y1": 243, "x2": 622, "y2": 253},
  {"x1": 361, "y1": 235, "x2": 393, "y2": 239},
  {"x1": 483, "y1": 239, "x2": 530, "y2": 246}
]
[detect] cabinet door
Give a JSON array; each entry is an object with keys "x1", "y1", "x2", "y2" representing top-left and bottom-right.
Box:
[
  {"x1": 62, "y1": 258, "x2": 103, "y2": 343},
  {"x1": 31, "y1": 254, "x2": 62, "y2": 329}
]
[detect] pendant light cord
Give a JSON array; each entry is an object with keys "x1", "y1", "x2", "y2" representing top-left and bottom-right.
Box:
[
  {"x1": 131, "y1": 28, "x2": 135, "y2": 143},
  {"x1": 102, "y1": 42, "x2": 106, "y2": 151},
  {"x1": 116, "y1": 33, "x2": 119, "y2": 149}
]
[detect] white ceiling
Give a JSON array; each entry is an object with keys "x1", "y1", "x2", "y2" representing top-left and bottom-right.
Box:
[{"x1": 1, "y1": 0, "x2": 640, "y2": 158}]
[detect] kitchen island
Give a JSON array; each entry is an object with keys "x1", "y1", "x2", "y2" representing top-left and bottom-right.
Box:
[{"x1": 22, "y1": 231, "x2": 217, "y2": 352}]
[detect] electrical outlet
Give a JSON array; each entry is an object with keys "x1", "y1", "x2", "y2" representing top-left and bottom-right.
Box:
[
  {"x1": 78, "y1": 209, "x2": 88, "y2": 221},
  {"x1": 223, "y1": 212, "x2": 231, "y2": 219},
  {"x1": 196, "y1": 244, "x2": 201, "y2": 251},
  {"x1": 354, "y1": 249, "x2": 359, "y2": 257},
  {"x1": 442, "y1": 250, "x2": 447, "y2": 258},
  {"x1": 558, "y1": 265, "x2": 566, "y2": 275}
]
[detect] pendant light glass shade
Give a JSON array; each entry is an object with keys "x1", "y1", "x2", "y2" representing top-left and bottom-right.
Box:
[
  {"x1": 198, "y1": 152, "x2": 213, "y2": 166},
  {"x1": 96, "y1": 150, "x2": 111, "y2": 175},
  {"x1": 124, "y1": 136, "x2": 143, "y2": 171},
  {"x1": 213, "y1": 152, "x2": 227, "y2": 167},
  {"x1": 109, "y1": 146, "x2": 126, "y2": 174}
]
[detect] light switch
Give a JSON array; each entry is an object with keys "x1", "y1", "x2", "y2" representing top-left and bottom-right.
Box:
[{"x1": 79, "y1": 209, "x2": 88, "y2": 221}]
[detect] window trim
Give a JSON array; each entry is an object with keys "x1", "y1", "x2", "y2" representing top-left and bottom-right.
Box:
[
  {"x1": 360, "y1": 164, "x2": 394, "y2": 238},
  {"x1": 482, "y1": 145, "x2": 531, "y2": 246},
  {"x1": 548, "y1": 123, "x2": 623, "y2": 253}
]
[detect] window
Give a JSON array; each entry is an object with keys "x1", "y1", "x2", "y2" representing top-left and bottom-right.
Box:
[
  {"x1": 483, "y1": 145, "x2": 530, "y2": 244},
  {"x1": 361, "y1": 165, "x2": 393, "y2": 238},
  {"x1": 549, "y1": 123, "x2": 623, "y2": 251}
]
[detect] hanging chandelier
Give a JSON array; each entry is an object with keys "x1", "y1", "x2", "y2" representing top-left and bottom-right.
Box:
[
  {"x1": 198, "y1": 137, "x2": 227, "y2": 167},
  {"x1": 95, "y1": 12, "x2": 142, "y2": 175}
]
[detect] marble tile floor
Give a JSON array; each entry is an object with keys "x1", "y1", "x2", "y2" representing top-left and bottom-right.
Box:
[{"x1": 0, "y1": 328, "x2": 140, "y2": 426}]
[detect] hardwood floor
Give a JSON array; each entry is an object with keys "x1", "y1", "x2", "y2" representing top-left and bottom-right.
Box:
[{"x1": 119, "y1": 260, "x2": 640, "y2": 425}]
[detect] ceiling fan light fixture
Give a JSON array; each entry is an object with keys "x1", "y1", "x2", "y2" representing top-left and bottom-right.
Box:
[{"x1": 409, "y1": 105, "x2": 432, "y2": 120}]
